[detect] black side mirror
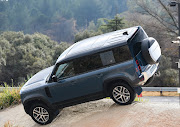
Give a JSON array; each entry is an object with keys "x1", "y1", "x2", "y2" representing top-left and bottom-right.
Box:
[{"x1": 52, "y1": 75, "x2": 57, "y2": 82}]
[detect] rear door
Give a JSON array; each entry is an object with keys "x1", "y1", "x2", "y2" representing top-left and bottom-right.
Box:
[{"x1": 128, "y1": 27, "x2": 148, "y2": 76}]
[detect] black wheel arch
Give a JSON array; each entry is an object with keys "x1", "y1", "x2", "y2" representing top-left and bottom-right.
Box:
[
  {"x1": 103, "y1": 77, "x2": 134, "y2": 96},
  {"x1": 23, "y1": 97, "x2": 56, "y2": 115}
]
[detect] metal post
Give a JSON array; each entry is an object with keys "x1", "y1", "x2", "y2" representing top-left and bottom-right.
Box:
[{"x1": 178, "y1": 3, "x2": 180, "y2": 105}]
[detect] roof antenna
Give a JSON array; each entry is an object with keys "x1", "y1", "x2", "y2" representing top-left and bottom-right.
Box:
[{"x1": 123, "y1": 31, "x2": 128, "y2": 35}]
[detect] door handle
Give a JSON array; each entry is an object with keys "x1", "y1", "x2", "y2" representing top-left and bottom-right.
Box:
[{"x1": 97, "y1": 73, "x2": 103, "y2": 78}]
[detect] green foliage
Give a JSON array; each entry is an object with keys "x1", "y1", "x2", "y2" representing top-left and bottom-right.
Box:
[
  {"x1": 0, "y1": 0, "x2": 128, "y2": 42},
  {"x1": 151, "y1": 55, "x2": 178, "y2": 86},
  {"x1": 74, "y1": 15, "x2": 126, "y2": 42},
  {"x1": 0, "y1": 31, "x2": 69, "y2": 85},
  {"x1": 88, "y1": 21, "x2": 97, "y2": 31},
  {"x1": 98, "y1": 15, "x2": 125, "y2": 33},
  {"x1": 74, "y1": 0, "x2": 103, "y2": 26},
  {"x1": 0, "y1": 83, "x2": 21, "y2": 109},
  {"x1": 162, "y1": 69, "x2": 178, "y2": 86},
  {"x1": 74, "y1": 30, "x2": 102, "y2": 43},
  {"x1": 134, "y1": 97, "x2": 149, "y2": 102}
]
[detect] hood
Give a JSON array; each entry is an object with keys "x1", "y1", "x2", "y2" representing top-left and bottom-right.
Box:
[{"x1": 24, "y1": 66, "x2": 54, "y2": 86}]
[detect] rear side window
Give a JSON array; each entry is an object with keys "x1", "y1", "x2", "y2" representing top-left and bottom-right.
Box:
[
  {"x1": 113, "y1": 45, "x2": 132, "y2": 63},
  {"x1": 100, "y1": 51, "x2": 115, "y2": 66},
  {"x1": 74, "y1": 53, "x2": 103, "y2": 74},
  {"x1": 71, "y1": 45, "x2": 132, "y2": 75}
]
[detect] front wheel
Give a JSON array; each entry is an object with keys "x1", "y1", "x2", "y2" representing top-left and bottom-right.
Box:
[
  {"x1": 110, "y1": 82, "x2": 136, "y2": 105},
  {"x1": 30, "y1": 103, "x2": 55, "y2": 125}
]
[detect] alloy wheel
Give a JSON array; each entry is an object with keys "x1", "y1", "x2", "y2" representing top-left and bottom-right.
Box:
[
  {"x1": 33, "y1": 107, "x2": 49, "y2": 124},
  {"x1": 112, "y1": 86, "x2": 130, "y2": 103}
]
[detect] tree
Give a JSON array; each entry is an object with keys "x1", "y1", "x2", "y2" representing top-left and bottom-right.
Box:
[
  {"x1": 45, "y1": 17, "x2": 77, "y2": 43},
  {"x1": 74, "y1": 0, "x2": 103, "y2": 27},
  {"x1": 127, "y1": 0, "x2": 178, "y2": 38},
  {"x1": 99, "y1": 15, "x2": 125, "y2": 33},
  {"x1": 125, "y1": 0, "x2": 179, "y2": 65},
  {"x1": 87, "y1": 21, "x2": 97, "y2": 31},
  {"x1": 0, "y1": 31, "x2": 70, "y2": 85},
  {"x1": 74, "y1": 30, "x2": 102, "y2": 43},
  {"x1": 74, "y1": 15, "x2": 126, "y2": 42},
  {"x1": 0, "y1": 0, "x2": 129, "y2": 43},
  {"x1": 151, "y1": 55, "x2": 178, "y2": 86},
  {"x1": 127, "y1": 0, "x2": 178, "y2": 36}
]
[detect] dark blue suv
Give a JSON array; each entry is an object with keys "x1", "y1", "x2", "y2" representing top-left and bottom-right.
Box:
[{"x1": 20, "y1": 26, "x2": 161, "y2": 125}]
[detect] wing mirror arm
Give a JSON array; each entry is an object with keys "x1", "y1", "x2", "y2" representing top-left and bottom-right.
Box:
[{"x1": 52, "y1": 75, "x2": 57, "y2": 82}]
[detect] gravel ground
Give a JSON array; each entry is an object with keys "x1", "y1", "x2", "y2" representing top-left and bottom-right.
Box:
[{"x1": 0, "y1": 99, "x2": 180, "y2": 127}]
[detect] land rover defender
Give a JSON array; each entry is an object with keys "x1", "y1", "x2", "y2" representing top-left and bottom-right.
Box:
[{"x1": 20, "y1": 26, "x2": 161, "y2": 125}]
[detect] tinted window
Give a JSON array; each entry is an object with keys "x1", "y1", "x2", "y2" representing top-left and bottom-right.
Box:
[
  {"x1": 129, "y1": 28, "x2": 148, "y2": 57},
  {"x1": 100, "y1": 51, "x2": 115, "y2": 66},
  {"x1": 133, "y1": 42, "x2": 141, "y2": 56},
  {"x1": 113, "y1": 45, "x2": 132, "y2": 63},
  {"x1": 131, "y1": 29, "x2": 148, "y2": 44},
  {"x1": 74, "y1": 53, "x2": 103, "y2": 74},
  {"x1": 55, "y1": 62, "x2": 75, "y2": 80}
]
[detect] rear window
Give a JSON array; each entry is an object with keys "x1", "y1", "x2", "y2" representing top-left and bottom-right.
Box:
[
  {"x1": 129, "y1": 28, "x2": 148, "y2": 66},
  {"x1": 133, "y1": 42, "x2": 141, "y2": 56},
  {"x1": 112, "y1": 45, "x2": 132, "y2": 63},
  {"x1": 129, "y1": 28, "x2": 148, "y2": 57}
]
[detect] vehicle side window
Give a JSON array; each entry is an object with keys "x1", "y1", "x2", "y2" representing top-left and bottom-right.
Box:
[
  {"x1": 55, "y1": 62, "x2": 75, "y2": 80},
  {"x1": 100, "y1": 51, "x2": 115, "y2": 66},
  {"x1": 113, "y1": 45, "x2": 132, "y2": 63},
  {"x1": 74, "y1": 54, "x2": 103, "y2": 74}
]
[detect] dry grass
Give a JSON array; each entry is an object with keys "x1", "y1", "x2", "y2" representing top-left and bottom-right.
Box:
[
  {"x1": 0, "y1": 84, "x2": 21, "y2": 110},
  {"x1": 142, "y1": 91, "x2": 179, "y2": 96},
  {"x1": 4, "y1": 121, "x2": 13, "y2": 127}
]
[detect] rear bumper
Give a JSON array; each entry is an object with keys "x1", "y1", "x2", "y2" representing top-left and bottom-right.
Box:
[{"x1": 138, "y1": 63, "x2": 159, "y2": 85}]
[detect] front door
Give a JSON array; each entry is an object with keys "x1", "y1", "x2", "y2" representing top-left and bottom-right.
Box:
[{"x1": 49, "y1": 57, "x2": 104, "y2": 104}]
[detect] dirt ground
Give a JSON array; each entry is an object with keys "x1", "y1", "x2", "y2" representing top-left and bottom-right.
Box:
[{"x1": 0, "y1": 99, "x2": 180, "y2": 127}]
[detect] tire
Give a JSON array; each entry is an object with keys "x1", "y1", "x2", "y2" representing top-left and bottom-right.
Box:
[
  {"x1": 141, "y1": 37, "x2": 161, "y2": 64},
  {"x1": 29, "y1": 103, "x2": 55, "y2": 125},
  {"x1": 110, "y1": 82, "x2": 136, "y2": 105}
]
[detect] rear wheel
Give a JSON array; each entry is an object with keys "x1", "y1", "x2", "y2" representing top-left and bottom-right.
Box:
[
  {"x1": 110, "y1": 82, "x2": 136, "y2": 105},
  {"x1": 30, "y1": 103, "x2": 55, "y2": 125}
]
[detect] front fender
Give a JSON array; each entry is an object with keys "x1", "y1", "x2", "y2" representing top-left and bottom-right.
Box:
[{"x1": 22, "y1": 94, "x2": 55, "y2": 114}]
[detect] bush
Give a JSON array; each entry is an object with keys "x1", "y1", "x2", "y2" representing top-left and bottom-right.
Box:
[
  {"x1": 150, "y1": 55, "x2": 178, "y2": 86},
  {"x1": 74, "y1": 30, "x2": 102, "y2": 43},
  {"x1": 0, "y1": 31, "x2": 70, "y2": 85},
  {"x1": 0, "y1": 83, "x2": 21, "y2": 109}
]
